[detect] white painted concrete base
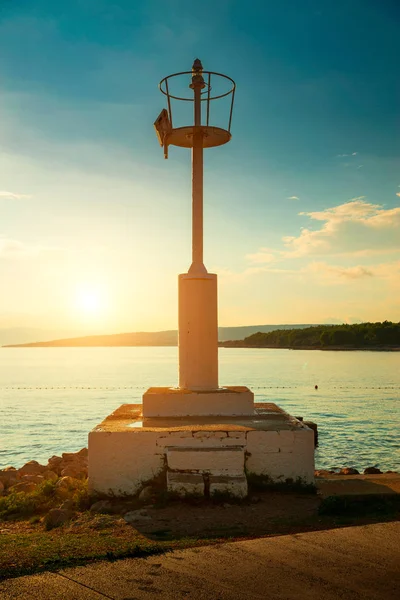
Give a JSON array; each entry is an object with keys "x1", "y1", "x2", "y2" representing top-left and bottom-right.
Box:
[
  {"x1": 142, "y1": 386, "x2": 254, "y2": 417},
  {"x1": 88, "y1": 402, "x2": 315, "y2": 498}
]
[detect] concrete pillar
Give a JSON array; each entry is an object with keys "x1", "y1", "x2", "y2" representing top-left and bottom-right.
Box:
[{"x1": 178, "y1": 272, "x2": 218, "y2": 390}]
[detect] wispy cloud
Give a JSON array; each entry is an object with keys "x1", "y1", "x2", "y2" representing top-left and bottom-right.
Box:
[
  {"x1": 304, "y1": 262, "x2": 373, "y2": 283},
  {"x1": 245, "y1": 248, "x2": 277, "y2": 264},
  {"x1": 281, "y1": 199, "x2": 400, "y2": 258},
  {"x1": 336, "y1": 152, "x2": 357, "y2": 157},
  {"x1": 396, "y1": 192, "x2": 400, "y2": 197},
  {"x1": 0, "y1": 190, "x2": 32, "y2": 200},
  {"x1": 287, "y1": 196, "x2": 299, "y2": 200}
]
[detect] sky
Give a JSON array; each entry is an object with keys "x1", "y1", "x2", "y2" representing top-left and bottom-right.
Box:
[{"x1": 0, "y1": 0, "x2": 399, "y2": 336}]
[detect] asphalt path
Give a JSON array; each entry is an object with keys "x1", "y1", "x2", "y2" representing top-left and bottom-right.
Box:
[{"x1": 1, "y1": 521, "x2": 399, "y2": 599}]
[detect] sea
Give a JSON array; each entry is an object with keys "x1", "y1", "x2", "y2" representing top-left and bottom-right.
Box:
[{"x1": 0, "y1": 347, "x2": 399, "y2": 472}]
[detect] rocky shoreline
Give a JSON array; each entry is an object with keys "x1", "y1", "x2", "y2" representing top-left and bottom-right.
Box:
[{"x1": 1, "y1": 449, "x2": 398, "y2": 527}]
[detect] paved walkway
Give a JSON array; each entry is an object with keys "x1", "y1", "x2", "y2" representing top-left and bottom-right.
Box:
[{"x1": 1, "y1": 521, "x2": 399, "y2": 599}]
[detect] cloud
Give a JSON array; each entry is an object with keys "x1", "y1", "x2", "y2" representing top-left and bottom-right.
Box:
[
  {"x1": 304, "y1": 262, "x2": 373, "y2": 284},
  {"x1": 245, "y1": 248, "x2": 277, "y2": 264},
  {"x1": 287, "y1": 196, "x2": 299, "y2": 200},
  {"x1": 396, "y1": 192, "x2": 400, "y2": 197},
  {"x1": 284, "y1": 199, "x2": 400, "y2": 257},
  {"x1": 0, "y1": 190, "x2": 31, "y2": 200},
  {"x1": 336, "y1": 152, "x2": 357, "y2": 157}
]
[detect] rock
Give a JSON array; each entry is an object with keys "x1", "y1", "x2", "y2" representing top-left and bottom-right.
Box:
[
  {"x1": 54, "y1": 476, "x2": 79, "y2": 499},
  {"x1": 314, "y1": 470, "x2": 335, "y2": 477},
  {"x1": 340, "y1": 467, "x2": 360, "y2": 475},
  {"x1": 222, "y1": 503, "x2": 232, "y2": 508},
  {"x1": 44, "y1": 508, "x2": 73, "y2": 530},
  {"x1": 0, "y1": 467, "x2": 19, "y2": 489},
  {"x1": 18, "y1": 460, "x2": 46, "y2": 477},
  {"x1": 124, "y1": 510, "x2": 152, "y2": 523},
  {"x1": 20, "y1": 474, "x2": 45, "y2": 485},
  {"x1": 0, "y1": 480, "x2": 4, "y2": 494},
  {"x1": 77, "y1": 448, "x2": 88, "y2": 458},
  {"x1": 90, "y1": 500, "x2": 113, "y2": 514},
  {"x1": 139, "y1": 486, "x2": 154, "y2": 503},
  {"x1": 62, "y1": 452, "x2": 87, "y2": 465},
  {"x1": 47, "y1": 456, "x2": 63, "y2": 475},
  {"x1": 61, "y1": 464, "x2": 87, "y2": 480},
  {"x1": 60, "y1": 499, "x2": 75, "y2": 511},
  {"x1": 9, "y1": 481, "x2": 37, "y2": 493},
  {"x1": 364, "y1": 467, "x2": 382, "y2": 475},
  {"x1": 42, "y1": 470, "x2": 58, "y2": 482}
]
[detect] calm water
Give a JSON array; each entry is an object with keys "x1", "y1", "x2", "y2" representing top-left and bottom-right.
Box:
[{"x1": 0, "y1": 347, "x2": 399, "y2": 472}]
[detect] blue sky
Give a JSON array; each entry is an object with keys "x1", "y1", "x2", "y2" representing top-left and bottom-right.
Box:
[{"x1": 0, "y1": 0, "x2": 399, "y2": 334}]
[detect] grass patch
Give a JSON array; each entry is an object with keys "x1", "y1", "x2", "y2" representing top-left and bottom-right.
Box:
[
  {"x1": 319, "y1": 494, "x2": 400, "y2": 517},
  {"x1": 0, "y1": 480, "x2": 57, "y2": 520}
]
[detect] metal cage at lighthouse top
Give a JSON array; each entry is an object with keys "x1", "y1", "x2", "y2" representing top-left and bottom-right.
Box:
[{"x1": 154, "y1": 60, "x2": 236, "y2": 158}]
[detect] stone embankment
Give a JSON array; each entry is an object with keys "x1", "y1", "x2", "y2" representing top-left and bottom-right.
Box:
[
  {"x1": 1, "y1": 450, "x2": 399, "y2": 531},
  {"x1": 0, "y1": 449, "x2": 89, "y2": 528},
  {"x1": 0, "y1": 448, "x2": 88, "y2": 492},
  {"x1": 315, "y1": 466, "x2": 397, "y2": 477}
]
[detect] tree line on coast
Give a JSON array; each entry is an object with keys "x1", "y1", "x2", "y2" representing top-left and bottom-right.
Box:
[{"x1": 222, "y1": 321, "x2": 400, "y2": 349}]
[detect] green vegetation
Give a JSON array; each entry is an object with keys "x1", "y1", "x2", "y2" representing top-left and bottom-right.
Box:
[
  {"x1": 246, "y1": 472, "x2": 317, "y2": 494},
  {"x1": 319, "y1": 494, "x2": 400, "y2": 517},
  {"x1": 0, "y1": 479, "x2": 89, "y2": 520},
  {"x1": 225, "y1": 321, "x2": 400, "y2": 349}
]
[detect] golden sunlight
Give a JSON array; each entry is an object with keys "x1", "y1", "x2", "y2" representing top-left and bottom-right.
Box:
[{"x1": 74, "y1": 285, "x2": 105, "y2": 316}]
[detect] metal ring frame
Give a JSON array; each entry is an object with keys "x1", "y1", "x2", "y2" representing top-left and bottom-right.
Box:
[{"x1": 159, "y1": 71, "x2": 236, "y2": 131}]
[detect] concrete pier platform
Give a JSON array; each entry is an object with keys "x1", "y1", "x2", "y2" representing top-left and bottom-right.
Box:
[{"x1": 88, "y1": 402, "x2": 315, "y2": 497}]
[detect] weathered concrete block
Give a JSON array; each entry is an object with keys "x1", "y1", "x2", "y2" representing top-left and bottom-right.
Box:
[
  {"x1": 167, "y1": 472, "x2": 205, "y2": 496},
  {"x1": 246, "y1": 431, "x2": 280, "y2": 454},
  {"x1": 209, "y1": 475, "x2": 248, "y2": 498},
  {"x1": 142, "y1": 387, "x2": 254, "y2": 417},
  {"x1": 245, "y1": 428, "x2": 315, "y2": 483},
  {"x1": 88, "y1": 431, "x2": 164, "y2": 496},
  {"x1": 167, "y1": 446, "x2": 245, "y2": 476},
  {"x1": 156, "y1": 431, "x2": 245, "y2": 448}
]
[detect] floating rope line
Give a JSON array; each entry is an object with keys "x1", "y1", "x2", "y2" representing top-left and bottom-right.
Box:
[{"x1": 1, "y1": 385, "x2": 398, "y2": 391}]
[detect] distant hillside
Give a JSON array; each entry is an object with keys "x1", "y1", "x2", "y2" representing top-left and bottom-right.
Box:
[
  {"x1": 3, "y1": 330, "x2": 178, "y2": 348},
  {"x1": 0, "y1": 327, "x2": 83, "y2": 347},
  {"x1": 3, "y1": 324, "x2": 316, "y2": 347},
  {"x1": 222, "y1": 322, "x2": 400, "y2": 349}
]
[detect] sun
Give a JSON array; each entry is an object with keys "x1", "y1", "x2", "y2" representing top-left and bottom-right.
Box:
[{"x1": 74, "y1": 285, "x2": 105, "y2": 316}]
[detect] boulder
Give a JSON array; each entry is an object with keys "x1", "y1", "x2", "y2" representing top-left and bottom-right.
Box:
[
  {"x1": 0, "y1": 467, "x2": 19, "y2": 489},
  {"x1": 44, "y1": 508, "x2": 73, "y2": 530},
  {"x1": 42, "y1": 470, "x2": 58, "y2": 483},
  {"x1": 20, "y1": 474, "x2": 45, "y2": 485},
  {"x1": 61, "y1": 464, "x2": 87, "y2": 480},
  {"x1": 339, "y1": 467, "x2": 360, "y2": 475},
  {"x1": 315, "y1": 470, "x2": 335, "y2": 477},
  {"x1": 47, "y1": 456, "x2": 63, "y2": 475},
  {"x1": 18, "y1": 461, "x2": 46, "y2": 477},
  {"x1": 364, "y1": 467, "x2": 382, "y2": 475},
  {"x1": 54, "y1": 476, "x2": 79, "y2": 499},
  {"x1": 124, "y1": 510, "x2": 152, "y2": 523},
  {"x1": 9, "y1": 481, "x2": 37, "y2": 493},
  {"x1": 138, "y1": 486, "x2": 154, "y2": 503},
  {"x1": 77, "y1": 447, "x2": 88, "y2": 459},
  {"x1": 90, "y1": 500, "x2": 113, "y2": 514},
  {"x1": 60, "y1": 499, "x2": 75, "y2": 511}
]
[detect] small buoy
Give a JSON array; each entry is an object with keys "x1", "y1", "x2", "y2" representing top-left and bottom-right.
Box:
[{"x1": 315, "y1": 384, "x2": 318, "y2": 390}]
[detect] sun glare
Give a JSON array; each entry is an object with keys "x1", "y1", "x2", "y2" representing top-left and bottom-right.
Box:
[{"x1": 75, "y1": 286, "x2": 105, "y2": 316}]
